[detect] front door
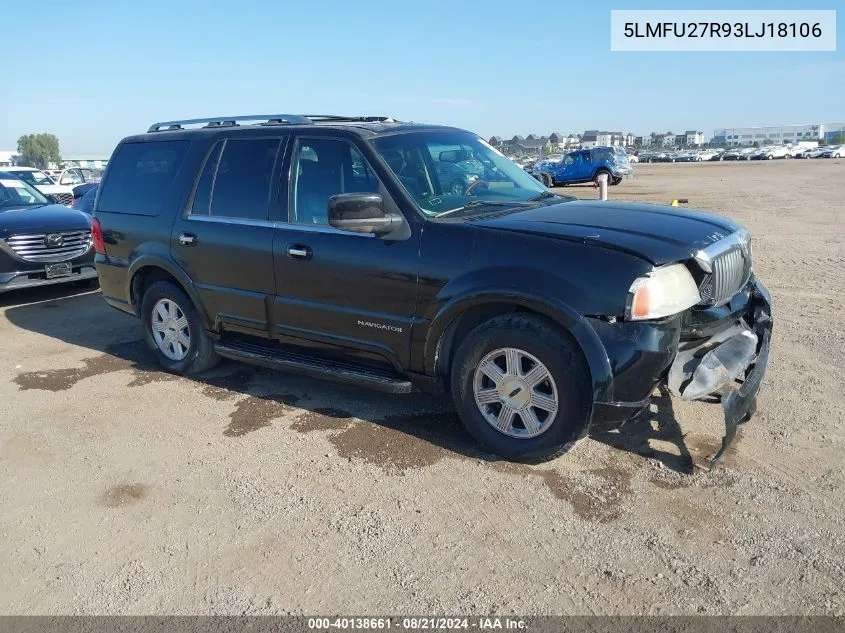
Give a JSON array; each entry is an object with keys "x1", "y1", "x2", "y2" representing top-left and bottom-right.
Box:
[
  {"x1": 171, "y1": 135, "x2": 286, "y2": 336},
  {"x1": 271, "y1": 135, "x2": 421, "y2": 370}
]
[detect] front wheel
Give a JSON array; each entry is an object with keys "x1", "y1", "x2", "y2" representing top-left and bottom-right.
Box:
[
  {"x1": 140, "y1": 281, "x2": 219, "y2": 375},
  {"x1": 450, "y1": 314, "x2": 591, "y2": 462}
]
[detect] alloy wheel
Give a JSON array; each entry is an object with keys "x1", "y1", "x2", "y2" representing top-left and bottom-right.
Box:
[
  {"x1": 473, "y1": 347, "x2": 559, "y2": 439},
  {"x1": 151, "y1": 298, "x2": 191, "y2": 361}
]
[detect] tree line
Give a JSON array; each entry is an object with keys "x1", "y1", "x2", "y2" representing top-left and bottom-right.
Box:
[{"x1": 13, "y1": 133, "x2": 61, "y2": 170}]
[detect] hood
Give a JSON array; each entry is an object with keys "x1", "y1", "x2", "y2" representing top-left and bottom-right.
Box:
[
  {"x1": 0, "y1": 204, "x2": 92, "y2": 238},
  {"x1": 33, "y1": 183, "x2": 75, "y2": 195},
  {"x1": 473, "y1": 200, "x2": 741, "y2": 265}
]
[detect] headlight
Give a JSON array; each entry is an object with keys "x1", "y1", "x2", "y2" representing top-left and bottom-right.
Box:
[{"x1": 626, "y1": 263, "x2": 701, "y2": 320}]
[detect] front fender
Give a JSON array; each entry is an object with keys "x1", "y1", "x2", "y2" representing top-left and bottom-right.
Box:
[{"x1": 423, "y1": 285, "x2": 615, "y2": 405}]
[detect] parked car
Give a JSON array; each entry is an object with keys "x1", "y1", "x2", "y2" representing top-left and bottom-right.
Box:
[
  {"x1": 535, "y1": 146, "x2": 633, "y2": 186},
  {"x1": 820, "y1": 145, "x2": 844, "y2": 158},
  {"x1": 92, "y1": 113, "x2": 771, "y2": 466},
  {"x1": 72, "y1": 184, "x2": 98, "y2": 214},
  {"x1": 801, "y1": 147, "x2": 827, "y2": 159},
  {"x1": 56, "y1": 167, "x2": 102, "y2": 187},
  {"x1": 0, "y1": 173, "x2": 97, "y2": 293},
  {"x1": 1, "y1": 167, "x2": 76, "y2": 206},
  {"x1": 698, "y1": 150, "x2": 720, "y2": 161},
  {"x1": 753, "y1": 146, "x2": 791, "y2": 160}
]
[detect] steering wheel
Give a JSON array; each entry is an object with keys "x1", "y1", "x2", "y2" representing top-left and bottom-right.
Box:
[{"x1": 464, "y1": 179, "x2": 489, "y2": 195}]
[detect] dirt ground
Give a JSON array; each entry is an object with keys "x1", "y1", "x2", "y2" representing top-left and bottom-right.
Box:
[{"x1": 1, "y1": 160, "x2": 844, "y2": 615}]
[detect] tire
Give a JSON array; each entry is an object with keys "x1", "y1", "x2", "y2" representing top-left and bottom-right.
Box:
[
  {"x1": 450, "y1": 314, "x2": 591, "y2": 462},
  {"x1": 835, "y1": 153, "x2": 841, "y2": 158},
  {"x1": 611, "y1": 177, "x2": 622, "y2": 185},
  {"x1": 594, "y1": 169, "x2": 612, "y2": 186},
  {"x1": 140, "y1": 281, "x2": 219, "y2": 375}
]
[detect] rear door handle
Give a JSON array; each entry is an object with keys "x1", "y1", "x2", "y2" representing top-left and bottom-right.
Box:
[
  {"x1": 179, "y1": 232, "x2": 197, "y2": 246},
  {"x1": 287, "y1": 244, "x2": 312, "y2": 260}
]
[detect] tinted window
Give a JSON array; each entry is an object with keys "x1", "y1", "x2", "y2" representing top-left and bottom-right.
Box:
[
  {"x1": 209, "y1": 138, "x2": 280, "y2": 220},
  {"x1": 190, "y1": 142, "x2": 223, "y2": 216},
  {"x1": 291, "y1": 138, "x2": 380, "y2": 225},
  {"x1": 97, "y1": 141, "x2": 189, "y2": 215}
]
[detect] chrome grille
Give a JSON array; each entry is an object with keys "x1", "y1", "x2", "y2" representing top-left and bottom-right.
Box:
[
  {"x1": 4, "y1": 230, "x2": 92, "y2": 263},
  {"x1": 53, "y1": 192, "x2": 74, "y2": 206},
  {"x1": 699, "y1": 247, "x2": 751, "y2": 306}
]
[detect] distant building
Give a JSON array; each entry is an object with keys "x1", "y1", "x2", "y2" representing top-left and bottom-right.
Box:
[
  {"x1": 488, "y1": 136, "x2": 504, "y2": 147},
  {"x1": 61, "y1": 156, "x2": 110, "y2": 169},
  {"x1": 0, "y1": 150, "x2": 19, "y2": 167},
  {"x1": 685, "y1": 131, "x2": 705, "y2": 146},
  {"x1": 712, "y1": 122, "x2": 845, "y2": 146}
]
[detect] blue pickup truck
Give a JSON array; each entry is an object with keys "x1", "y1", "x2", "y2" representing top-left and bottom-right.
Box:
[{"x1": 534, "y1": 146, "x2": 633, "y2": 187}]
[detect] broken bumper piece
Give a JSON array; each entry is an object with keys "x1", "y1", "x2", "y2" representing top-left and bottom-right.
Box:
[{"x1": 668, "y1": 279, "x2": 773, "y2": 470}]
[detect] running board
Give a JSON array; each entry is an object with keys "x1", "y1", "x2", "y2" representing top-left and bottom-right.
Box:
[{"x1": 213, "y1": 340, "x2": 413, "y2": 394}]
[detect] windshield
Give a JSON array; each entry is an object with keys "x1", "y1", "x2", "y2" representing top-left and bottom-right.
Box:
[
  {"x1": 0, "y1": 178, "x2": 50, "y2": 207},
  {"x1": 373, "y1": 131, "x2": 548, "y2": 217},
  {"x1": 12, "y1": 170, "x2": 55, "y2": 186}
]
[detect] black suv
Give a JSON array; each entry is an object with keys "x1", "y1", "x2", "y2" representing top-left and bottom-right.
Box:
[{"x1": 92, "y1": 114, "x2": 772, "y2": 466}]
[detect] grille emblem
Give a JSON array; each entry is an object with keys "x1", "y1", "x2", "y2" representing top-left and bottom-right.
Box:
[{"x1": 45, "y1": 234, "x2": 64, "y2": 247}]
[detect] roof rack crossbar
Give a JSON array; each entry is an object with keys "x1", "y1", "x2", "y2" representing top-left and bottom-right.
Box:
[
  {"x1": 148, "y1": 114, "x2": 312, "y2": 133},
  {"x1": 304, "y1": 115, "x2": 396, "y2": 123}
]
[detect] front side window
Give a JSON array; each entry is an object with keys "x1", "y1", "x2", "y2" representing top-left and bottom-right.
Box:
[
  {"x1": 373, "y1": 131, "x2": 546, "y2": 217},
  {"x1": 290, "y1": 138, "x2": 381, "y2": 225}
]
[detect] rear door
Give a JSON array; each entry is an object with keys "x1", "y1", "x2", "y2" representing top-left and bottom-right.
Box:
[{"x1": 170, "y1": 134, "x2": 286, "y2": 336}]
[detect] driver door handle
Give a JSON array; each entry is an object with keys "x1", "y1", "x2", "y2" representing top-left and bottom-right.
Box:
[{"x1": 287, "y1": 244, "x2": 312, "y2": 260}]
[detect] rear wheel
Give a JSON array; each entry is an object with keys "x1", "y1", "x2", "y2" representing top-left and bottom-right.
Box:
[
  {"x1": 450, "y1": 314, "x2": 591, "y2": 462},
  {"x1": 140, "y1": 281, "x2": 219, "y2": 375},
  {"x1": 594, "y1": 169, "x2": 612, "y2": 186}
]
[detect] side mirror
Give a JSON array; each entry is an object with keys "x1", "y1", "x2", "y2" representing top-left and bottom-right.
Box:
[
  {"x1": 45, "y1": 194, "x2": 60, "y2": 204},
  {"x1": 328, "y1": 193, "x2": 396, "y2": 236}
]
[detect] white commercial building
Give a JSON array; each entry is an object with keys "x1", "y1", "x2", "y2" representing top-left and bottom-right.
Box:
[
  {"x1": 713, "y1": 122, "x2": 845, "y2": 146},
  {"x1": 0, "y1": 150, "x2": 17, "y2": 167}
]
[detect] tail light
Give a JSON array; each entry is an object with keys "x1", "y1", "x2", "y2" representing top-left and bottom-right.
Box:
[{"x1": 91, "y1": 217, "x2": 106, "y2": 255}]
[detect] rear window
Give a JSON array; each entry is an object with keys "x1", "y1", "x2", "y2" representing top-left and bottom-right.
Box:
[{"x1": 97, "y1": 140, "x2": 189, "y2": 215}]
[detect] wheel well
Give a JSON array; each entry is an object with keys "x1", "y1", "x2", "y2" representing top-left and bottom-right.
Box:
[
  {"x1": 436, "y1": 303, "x2": 588, "y2": 381},
  {"x1": 130, "y1": 266, "x2": 185, "y2": 314}
]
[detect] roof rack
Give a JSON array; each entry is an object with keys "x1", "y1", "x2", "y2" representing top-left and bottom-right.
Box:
[
  {"x1": 304, "y1": 115, "x2": 398, "y2": 123},
  {"x1": 147, "y1": 114, "x2": 312, "y2": 133}
]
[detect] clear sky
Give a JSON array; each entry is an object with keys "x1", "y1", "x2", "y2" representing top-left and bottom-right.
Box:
[{"x1": 1, "y1": 0, "x2": 842, "y2": 155}]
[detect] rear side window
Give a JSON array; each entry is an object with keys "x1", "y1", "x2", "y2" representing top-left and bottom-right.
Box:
[
  {"x1": 97, "y1": 141, "x2": 189, "y2": 215},
  {"x1": 190, "y1": 142, "x2": 223, "y2": 216},
  {"x1": 188, "y1": 138, "x2": 281, "y2": 221}
]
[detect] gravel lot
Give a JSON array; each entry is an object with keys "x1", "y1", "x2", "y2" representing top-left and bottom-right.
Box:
[{"x1": 1, "y1": 159, "x2": 844, "y2": 615}]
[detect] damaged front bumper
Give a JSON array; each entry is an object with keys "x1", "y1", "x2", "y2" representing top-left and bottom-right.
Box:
[
  {"x1": 667, "y1": 278, "x2": 773, "y2": 469},
  {"x1": 587, "y1": 277, "x2": 773, "y2": 471}
]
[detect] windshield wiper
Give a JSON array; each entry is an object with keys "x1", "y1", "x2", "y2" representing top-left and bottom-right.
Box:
[
  {"x1": 435, "y1": 200, "x2": 537, "y2": 218},
  {"x1": 528, "y1": 191, "x2": 557, "y2": 201}
]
